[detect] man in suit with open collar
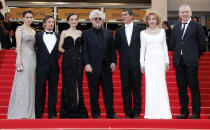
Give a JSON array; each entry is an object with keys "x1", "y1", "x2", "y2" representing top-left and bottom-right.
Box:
[
  {"x1": 35, "y1": 15, "x2": 60, "y2": 119},
  {"x1": 115, "y1": 8, "x2": 143, "y2": 119},
  {"x1": 171, "y1": 4, "x2": 206, "y2": 119},
  {"x1": 82, "y1": 9, "x2": 118, "y2": 119}
]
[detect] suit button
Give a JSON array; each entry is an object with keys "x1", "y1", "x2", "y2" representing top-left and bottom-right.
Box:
[{"x1": 181, "y1": 41, "x2": 184, "y2": 44}]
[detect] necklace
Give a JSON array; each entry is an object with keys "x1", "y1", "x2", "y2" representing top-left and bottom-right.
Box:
[
  {"x1": 149, "y1": 27, "x2": 158, "y2": 32},
  {"x1": 69, "y1": 28, "x2": 76, "y2": 32}
]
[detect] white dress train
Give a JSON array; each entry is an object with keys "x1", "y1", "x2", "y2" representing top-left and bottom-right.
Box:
[{"x1": 140, "y1": 29, "x2": 172, "y2": 119}]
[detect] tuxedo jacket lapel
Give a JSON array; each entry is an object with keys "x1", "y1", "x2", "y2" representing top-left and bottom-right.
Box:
[
  {"x1": 51, "y1": 33, "x2": 59, "y2": 54},
  {"x1": 40, "y1": 32, "x2": 50, "y2": 54},
  {"x1": 183, "y1": 21, "x2": 192, "y2": 40},
  {"x1": 177, "y1": 23, "x2": 183, "y2": 42},
  {"x1": 130, "y1": 26, "x2": 137, "y2": 47},
  {"x1": 122, "y1": 26, "x2": 129, "y2": 46}
]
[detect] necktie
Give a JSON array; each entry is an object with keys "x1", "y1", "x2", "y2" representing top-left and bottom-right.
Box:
[
  {"x1": 181, "y1": 23, "x2": 187, "y2": 39},
  {"x1": 45, "y1": 31, "x2": 53, "y2": 35}
]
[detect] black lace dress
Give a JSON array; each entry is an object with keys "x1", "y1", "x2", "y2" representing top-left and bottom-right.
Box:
[{"x1": 60, "y1": 36, "x2": 88, "y2": 118}]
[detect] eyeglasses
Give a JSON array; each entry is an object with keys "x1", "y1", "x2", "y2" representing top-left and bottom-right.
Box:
[{"x1": 93, "y1": 17, "x2": 102, "y2": 21}]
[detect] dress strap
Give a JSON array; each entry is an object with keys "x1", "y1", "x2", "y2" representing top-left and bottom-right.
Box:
[{"x1": 17, "y1": 26, "x2": 25, "y2": 34}]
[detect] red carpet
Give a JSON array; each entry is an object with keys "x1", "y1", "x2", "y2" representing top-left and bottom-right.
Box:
[
  {"x1": 0, "y1": 50, "x2": 210, "y2": 129},
  {"x1": 1, "y1": 119, "x2": 210, "y2": 129}
]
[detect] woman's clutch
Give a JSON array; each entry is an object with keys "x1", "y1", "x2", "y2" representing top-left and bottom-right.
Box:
[{"x1": 16, "y1": 65, "x2": 23, "y2": 72}]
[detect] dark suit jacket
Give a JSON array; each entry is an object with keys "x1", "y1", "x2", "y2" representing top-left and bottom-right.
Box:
[
  {"x1": 35, "y1": 32, "x2": 60, "y2": 72},
  {"x1": 82, "y1": 27, "x2": 117, "y2": 76},
  {"x1": 170, "y1": 20, "x2": 206, "y2": 67},
  {"x1": 8, "y1": 36, "x2": 16, "y2": 48},
  {"x1": 115, "y1": 24, "x2": 143, "y2": 70}
]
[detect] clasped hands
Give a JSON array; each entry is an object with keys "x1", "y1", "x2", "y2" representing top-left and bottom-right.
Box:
[{"x1": 85, "y1": 63, "x2": 116, "y2": 73}]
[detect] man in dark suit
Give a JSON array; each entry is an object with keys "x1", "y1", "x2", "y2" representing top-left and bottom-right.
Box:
[
  {"x1": 82, "y1": 9, "x2": 118, "y2": 119},
  {"x1": 170, "y1": 4, "x2": 206, "y2": 119},
  {"x1": 8, "y1": 30, "x2": 16, "y2": 49},
  {"x1": 35, "y1": 15, "x2": 60, "y2": 119},
  {"x1": 115, "y1": 8, "x2": 143, "y2": 119}
]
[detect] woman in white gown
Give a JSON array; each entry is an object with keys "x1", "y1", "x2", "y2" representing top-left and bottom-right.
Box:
[{"x1": 140, "y1": 10, "x2": 172, "y2": 119}]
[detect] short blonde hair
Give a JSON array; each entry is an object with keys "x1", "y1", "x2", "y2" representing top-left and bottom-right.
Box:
[{"x1": 143, "y1": 10, "x2": 161, "y2": 26}]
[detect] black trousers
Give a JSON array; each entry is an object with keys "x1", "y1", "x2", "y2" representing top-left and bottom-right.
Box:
[
  {"x1": 86, "y1": 64, "x2": 115, "y2": 118},
  {"x1": 120, "y1": 63, "x2": 142, "y2": 117},
  {"x1": 35, "y1": 69, "x2": 59, "y2": 118},
  {"x1": 175, "y1": 56, "x2": 201, "y2": 116}
]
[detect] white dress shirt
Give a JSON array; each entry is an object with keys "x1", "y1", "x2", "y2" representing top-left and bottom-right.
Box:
[
  {"x1": 181, "y1": 18, "x2": 191, "y2": 39},
  {"x1": 125, "y1": 22, "x2": 133, "y2": 46},
  {"x1": 10, "y1": 38, "x2": 13, "y2": 43},
  {"x1": 181, "y1": 18, "x2": 191, "y2": 55},
  {"x1": 43, "y1": 31, "x2": 57, "y2": 54}
]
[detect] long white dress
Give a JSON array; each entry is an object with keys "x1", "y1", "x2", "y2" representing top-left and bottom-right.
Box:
[
  {"x1": 140, "y1": 29, "x2": 172, "y2": 119},
  {"x1": 7, "y1": 26, "x2": 36, "y2": 119}
]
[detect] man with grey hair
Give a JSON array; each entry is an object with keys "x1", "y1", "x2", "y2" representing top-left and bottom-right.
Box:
[
  {"x1": 171, "y1": 4, "x2": 206, "y2": 119},
  {"x1": 82, "y1": 9, "x2": 119, "y2": 119}
]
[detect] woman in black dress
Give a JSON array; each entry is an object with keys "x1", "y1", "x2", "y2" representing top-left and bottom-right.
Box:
[{"x1": 58, "y1": 13, "x2": 88, "y2": 118}]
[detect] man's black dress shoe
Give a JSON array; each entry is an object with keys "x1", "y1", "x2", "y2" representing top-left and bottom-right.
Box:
[
  {"x1": 190, "y1": 114, "x2": 200, "y2": 119},
  {"x1": 107, "y1": 115, "x2": 120, "y2": 119},
  {"x1": 125, "y1": 116, "x2": 133, "y2": 119},
  {"x1": 133, "y1": 115, "x2": 139, "y2": 119},
  {"x1": 93, "y1": 115, "x2": 100, "y2": 119},
  {"x1": 176, "y1": 114, "x2": 188, "y2": 119},
  {"x1": 48, "y1": 115, "x2": 56, "y2": 119}
]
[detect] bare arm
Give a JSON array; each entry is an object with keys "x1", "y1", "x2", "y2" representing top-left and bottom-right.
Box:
[{"x1": 15, "y1": 27, "x2": 23, "y2": 68}]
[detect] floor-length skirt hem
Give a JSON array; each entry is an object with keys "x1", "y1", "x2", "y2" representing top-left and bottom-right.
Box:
[{"x1": 144, "y1": 115, "x2": 172, "y2": 119}]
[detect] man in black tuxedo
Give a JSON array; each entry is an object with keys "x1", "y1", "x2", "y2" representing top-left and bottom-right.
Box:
[
  {"x1": 170, "y1": 4, "x2": 206, "y2": 119},
  {"x1": 115, "y1": 8, "x2": 143, "y2": 119},
  {"x1": 82, "y1": 9, "x2": 118, "y2": 119},
  {"x1": 35, "y1": 15, "x2": 60, "y2": 119}
]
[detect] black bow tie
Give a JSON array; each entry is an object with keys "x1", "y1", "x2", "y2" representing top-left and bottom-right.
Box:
[{"x1": 45, "y1": 31, "x2": 53, "y2": 35}]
